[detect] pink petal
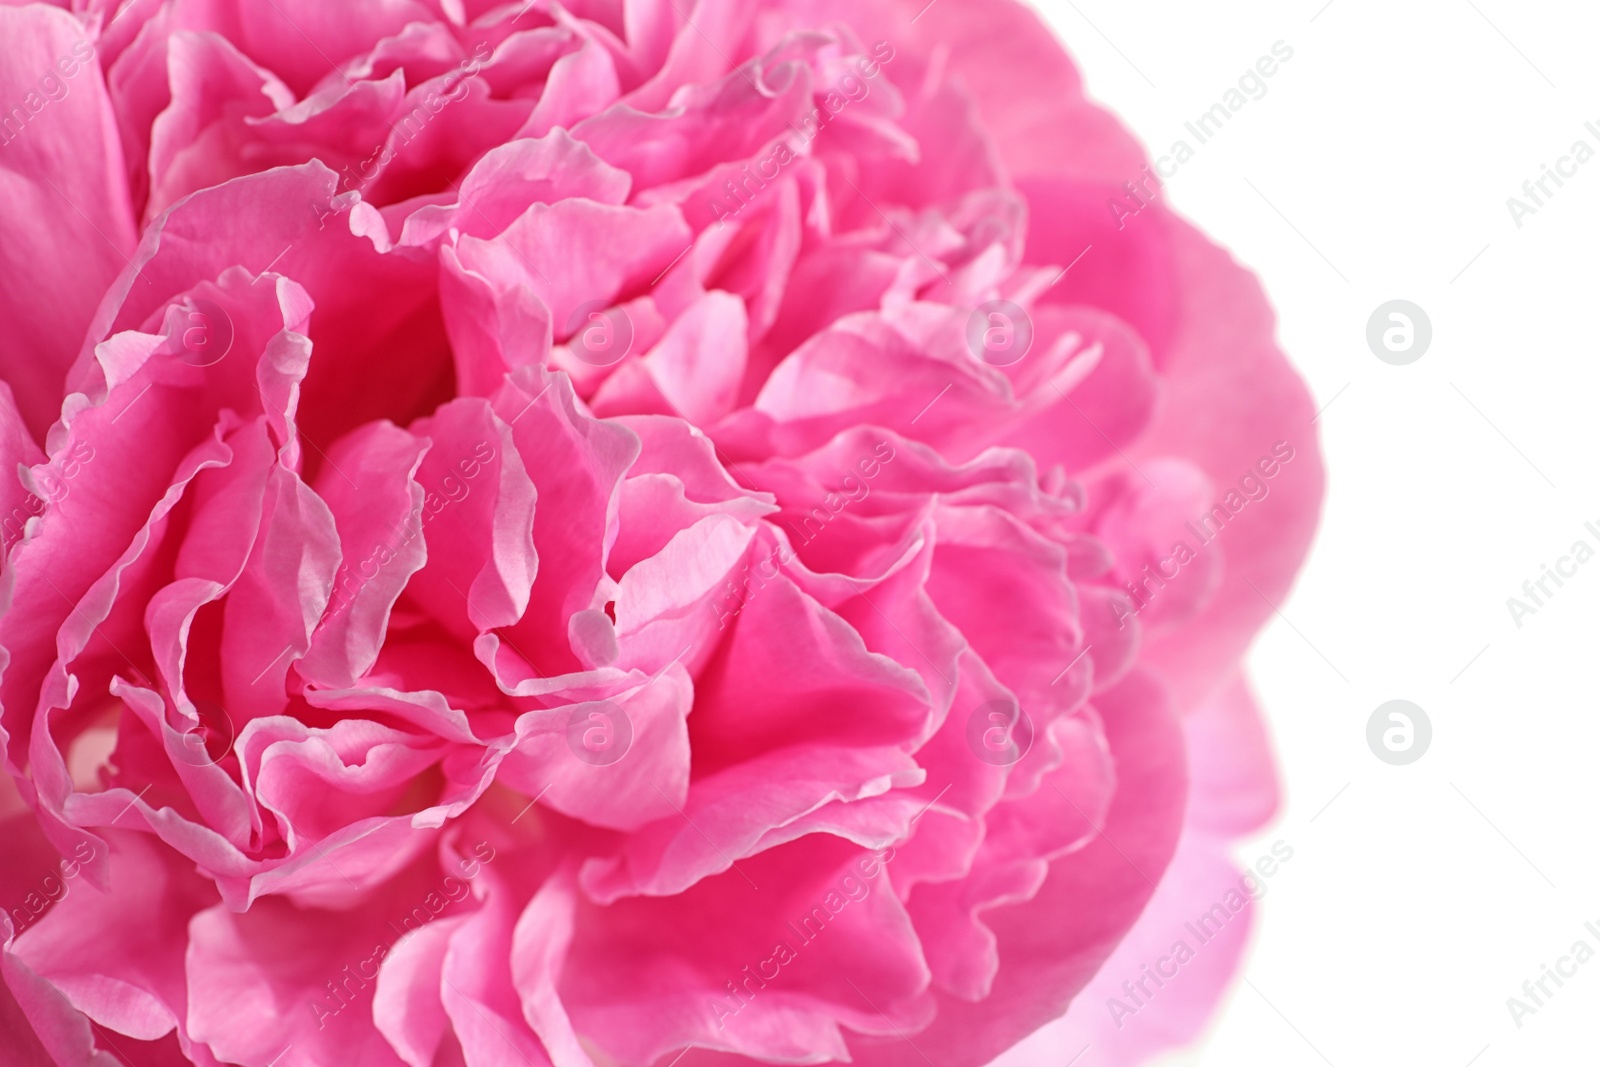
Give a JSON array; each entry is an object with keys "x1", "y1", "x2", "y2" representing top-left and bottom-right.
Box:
[{"x1": 0, "y1": 7, "x2": 138, "y2": 441}]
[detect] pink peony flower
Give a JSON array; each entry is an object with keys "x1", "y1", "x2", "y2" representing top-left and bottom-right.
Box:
[{"x1": 0, "y1": 1, "x2": 1323, "y2": 1066}]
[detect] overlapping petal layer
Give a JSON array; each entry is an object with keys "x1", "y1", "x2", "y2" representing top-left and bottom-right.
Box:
[{"x1": 0, "y1": 1, "x2": 1321, "y2": 1065}]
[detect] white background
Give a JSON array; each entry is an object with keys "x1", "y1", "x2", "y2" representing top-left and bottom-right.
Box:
[{"x1": 1023, "y1": 0, "x2": 1600, "y2": 1063}]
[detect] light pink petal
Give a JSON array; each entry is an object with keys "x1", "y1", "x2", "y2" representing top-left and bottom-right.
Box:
[
  {"x1": 215, "y1": 0, "x2": 436, "y2": 97},
  {"x1": 579, "y1": 743, "x2": 924, "y2": 902},
  {"x1": 373, "y1": 910, "x2": 466, "y2": 1067},
  {"x1": 186, "y1": 897, "x2": 408, "y2": 1066},
  {"x1": 79, "y1": 164, "x2": 451, "y2": 452},
  {"x1": 497, "y1": 667, "x2": 692, "y2": 832},
  {"x1": 302, "y1": 422, "x2": 430, "y2": 688},
  {"x1": 1121, "y1": 217, "x2": 1325, "y2": 711},
  {"x1": 988, "y1": 677, "x2": 1281, "y2": 1067},
  {"x1": 0, "y1": 381, "x2": 48, "y2": 560},
  {"x1": 846, "y1": 668, "x2": 1187, "y2": 1067},
  {"x1": 490, "y1": 369, "x2": 638, "y2": 678},
  {"x1": 440, "y1": 866, "x2": 552, "y2": 1067},
  {"x1": 453, "y1": 198, "x2": 691, "y2": 341},
  {"x1": 883, "y1": 0, "x2": 1147, "y2": 188},
  {"x1": 2, "y1": 921, "x2": 120, "y2": 1067},
  {"x1": 591, "y1": 290, "x2": 748, "y2": 426},
  {"x1": 690, "y1": 574, "x2": 932, "y2": 768},
  {"x1": 509, "y1": 866, "x2": 590, "y2": 1067},
  {"x1": 0, "y1": 7, "x2": 138, "y2": 441},
  {"x1": 610, "y1": 512, "x2": 755, "y2": 672},
  {"x1": 406, "y1": 398, "x2": 538, "y2": 639},
  {"x1": 144, "y1": 30, "x2": 293, "y2": 220},
  {"x1": 400, "y1": 130, "x2": 632, "y2": 248},
  {"x1": 14, "y1": 830, "x2": 216, "y2": 1043},
  {"x1": 5, "y1": 271, "x2": 312, "y2": 777},
  {"x1": 565, "y1": 836, "x2": 929, "y2": 1066}
]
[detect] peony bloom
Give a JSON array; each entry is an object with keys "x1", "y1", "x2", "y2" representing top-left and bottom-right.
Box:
[{"x1": 0, "y1": 0, "x2": 1322, "y2": 1065}]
